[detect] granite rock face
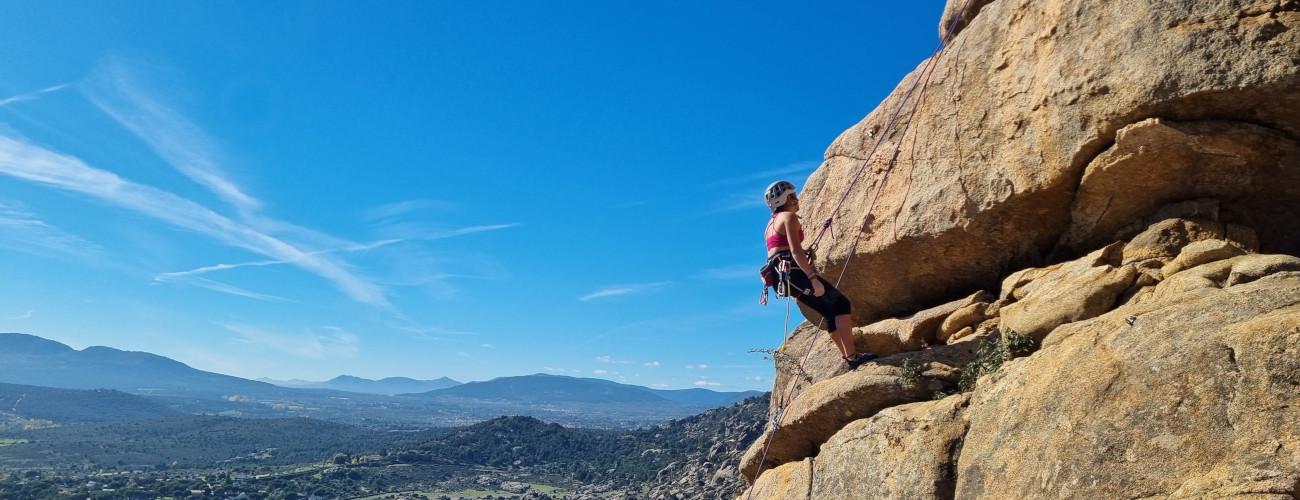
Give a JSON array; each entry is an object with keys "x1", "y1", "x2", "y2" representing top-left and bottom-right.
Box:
[
  {"x1": 741, "y1": 222, "x2": 1300, "y2": 499},
  {"x1": 798, "y1": 0, "x2": 1300, "y2": 326},
  {"x1": 741, "y1": 1, "x2": 1299, "y2": 497},
  {"x1": 957, "y1": 263, "x2": 1300, "y2": 499}
]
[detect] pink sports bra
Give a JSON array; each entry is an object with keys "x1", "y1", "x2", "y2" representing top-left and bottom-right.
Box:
[{"x1": 765, "y1": 218, "x2": 803, "y2": 250}]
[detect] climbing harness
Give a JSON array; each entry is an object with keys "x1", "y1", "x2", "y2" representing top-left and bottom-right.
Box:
[
  {"x1": 759, "y1": 252, "x2": 816, "y2": 306},
  {"x1": 744, "y1": 2, "x2": 976, "y2": 494}
]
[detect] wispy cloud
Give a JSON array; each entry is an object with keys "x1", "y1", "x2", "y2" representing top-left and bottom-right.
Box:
[
  {"x1": 6, "y1": 310, "x2": 33, "y2": 320},
  {"x1": 693, "y1": 378, "x2": 722, "y2": 387},
  {"x1": 83, "y1": 59, "x2": 260, "y2": 213},
  {"x1": 363, "y1": 197, "x2": 518, "y2": 245},
  {"x1": 643, "y1": 360, "x2": 660, "y2": 367},
  {"x1": 593, "y1": 369, "x2": 609, "y2": 375},
  {"x1": 0, "y1": 83, "x2": 71, "y2": 108},
  {"x1": 578, "y1": 281, "x2": 670, "y2": 302},
  {"x1": 544, "y1": 366, "x2": 583, "y2": 374},
  {"x1": 685, "y1": 363, "x2": 709, "y2": 369},
  {"x1": 363, "y1": 199, "x2": 461, "y2": 221},
  {"x1": 0, "y1": 133, "x2": 390, "y2": 308},
  {"x1": 384, "y1": 322, "x2": 479, "y2": 340},
  {"x1": 225, "y1": 323, "x2": 359, "y2": 360},
  {"x1": 480, "y1": 343, "x2": 495, "y2": 349},
  {"x1": 0, "y1": 200, "x2": 104, "y2": 262},
  {"x1": 595, "y1": 355, "x2": 631, "y2": 365},
  {"x1": 174, "y1": 277, "x2": 288, "y2": 302},
  {"x1": 693, "y1": 160, "x2": 820, "y2": 216},
  {"x1": 156, "y1": 223, "x2": 519, "y2": 283}
]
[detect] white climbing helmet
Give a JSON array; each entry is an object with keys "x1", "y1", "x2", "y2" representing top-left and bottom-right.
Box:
[{"x1": 764, "y1": 180, "x2": 797, "y2": 211}]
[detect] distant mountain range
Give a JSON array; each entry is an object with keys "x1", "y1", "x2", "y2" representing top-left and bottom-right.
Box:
[
  {"x1": 259, "y1": 375, "x2": 462, "y2": 395},
  {"x1": 0, "y1": 332, "x2": 760, "y2": 429},
  {"x1": 420, "y1": 373, "x2": 762, "y2": 408},
  {"x1": 0, "y1": 332, "x2": 300, "y2": 400}
]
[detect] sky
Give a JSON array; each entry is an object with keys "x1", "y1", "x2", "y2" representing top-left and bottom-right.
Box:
[{"x1": 0, "y1": 1, "x2": 945, "y2": 391}]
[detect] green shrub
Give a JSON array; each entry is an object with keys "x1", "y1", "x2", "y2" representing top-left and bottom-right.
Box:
[
  {"x1": 1004, "y1": 330, "x2": 1036, "y2": 357},
  {"x1": 957, "y1": 329, "x2": 1039, "y2": 392},
  {"x1": 898, "y1": 358, "x2": 923, "y2": 387}
]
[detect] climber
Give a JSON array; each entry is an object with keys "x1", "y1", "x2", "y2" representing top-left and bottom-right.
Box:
[{"x1": 762, "y1": 180, "x2": 876, "y2": 368}]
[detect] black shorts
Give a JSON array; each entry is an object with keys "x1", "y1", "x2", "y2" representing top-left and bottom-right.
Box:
[{"x1": 770, "y1": 252, "x2": 853, "y2": 331}]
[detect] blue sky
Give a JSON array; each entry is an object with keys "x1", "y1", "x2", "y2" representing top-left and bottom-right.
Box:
[{"x1": 0, "y1": 1, "x2": 943, "y2": 391}]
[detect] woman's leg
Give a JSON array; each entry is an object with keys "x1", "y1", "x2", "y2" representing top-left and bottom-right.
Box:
[{"x1": 832, "y1": 314, "x2": 855, "y2": 358}]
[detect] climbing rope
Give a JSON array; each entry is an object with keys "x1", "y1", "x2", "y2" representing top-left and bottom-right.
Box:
[
  {"x1": 744, "y1": 2, "x2": 976, "y2": 494},
  {"x1": 806, "y1": 1, "x2": 974, "y2": 254}
]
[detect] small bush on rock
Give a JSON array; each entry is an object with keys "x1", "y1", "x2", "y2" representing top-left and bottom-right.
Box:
[
  {"x1": 958, "y1": 328, "x2": 1039, "y2": 392},
  {"x1": 899, "y1": 358, "x2": 923, "y2": 387},
  {"x1": 750, "y1": 347, "x2": 812, "y2": 382}
]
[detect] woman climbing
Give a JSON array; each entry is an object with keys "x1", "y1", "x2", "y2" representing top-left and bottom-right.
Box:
[{"x1": 763, "y1": 180, "x2": 876, "y2": 368}]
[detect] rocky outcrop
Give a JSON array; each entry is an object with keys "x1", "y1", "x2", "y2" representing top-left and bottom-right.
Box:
[
  {"x1": 770, "y1": 290, "x2": 992, "y2": 417},
  {"x1": 740, "y1": 0, "x2": 1300, "y2": 496},
  {"x1": 998, "y1": 242, "x2": 1137, "y2": 340},
  {"x1": 639, "y1": 395, "x2": 768, "y2": 500},
  {"x1": 812, "y1": 395, "x2": 968, "y2": 499},
  {"x1": 957, "y1": 260, "x2": 1300, "y2": 498},
  {"x1": 740, "y1": 396, "x2": 970, "y2": 500},
  {"x1": 741, "y1": 218, "x2": 1300, "y2": 498},
  {"x1": 798, "y1": 0, "x2": 1300, "y2": 326},
  {"x1": 743, "y1": 458, "x2": 814, "y2": 500},
  {"x1": 741, "y1": 339, "x2": 982, "y2": 481},
  {"x1": 1059, "y1": 118, "x2": 1300, "y2": 256}
]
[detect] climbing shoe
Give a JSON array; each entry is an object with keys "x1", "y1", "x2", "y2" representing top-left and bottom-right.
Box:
[{"x1": 844, "y1": 352, "x2": 877, "y2": 369}]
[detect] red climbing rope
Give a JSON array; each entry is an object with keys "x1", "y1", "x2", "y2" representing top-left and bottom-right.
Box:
[{"x1": 744, "y1": 2, "x2": 976, "y2": 495}]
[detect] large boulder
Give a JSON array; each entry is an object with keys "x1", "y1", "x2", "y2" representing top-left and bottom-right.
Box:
[
  {"x1": 956, "y1": 264, "x2": 1300, "y2": 498},
  {"x1": 1060, "y1": 119, "x2": 1300, "y2": 256},
  {"x1": 741, "y1": 341, "x2": 980, "y2": 481},
  {"x1": 736, "y1": 459, "x2": 813, "y2": 500},
  {"x1": 997, "y1": 243, "x2": 1138, "y2": 340},
  {"x1": 767, "y1": 291, "x2": 990, "y2": 416},
  {"x1": 811, "y1": 395, "x2": 970, "y2": 499},
  {"x1": 798, "y1": 0, "x2": 1300, "y2": 326},
  {"x1": 1151, "y1": 253, "x2": 1300, "y2": 302},
  {"x1": 1120, "y1": 217, "x2": 1227, "y2": 266},
  {"x1": 1161, "y1": 238, "x2": 1248, "y2": 276}
]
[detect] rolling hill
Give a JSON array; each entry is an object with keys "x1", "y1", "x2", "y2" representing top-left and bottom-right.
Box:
[
  {"x1": 0, "y1": 382, "x2": 179, "y2": 427},
  {"x1": 0, "y1": 333, "x2": 293, "y2": 400},
  {"x1": 417, "y1": 373, "x2": 761, "y2": 407},
  {"x1": 261, "y1": 374, "x2": 462, "y2": 395}
]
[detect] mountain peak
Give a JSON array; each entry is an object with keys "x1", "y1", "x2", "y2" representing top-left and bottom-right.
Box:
[{"x1": 0, "y1": 332, "x2": 76, "y2": 355}]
